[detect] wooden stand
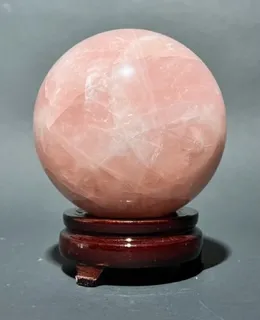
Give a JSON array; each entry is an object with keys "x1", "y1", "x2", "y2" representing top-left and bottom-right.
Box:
[{"x1": 59, "y1": 207, "x2": 203, "y2": 287}]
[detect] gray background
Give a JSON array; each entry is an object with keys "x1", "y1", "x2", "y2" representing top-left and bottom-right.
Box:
[{"x1": 0, "y1": 0, "x2": 259, "y2": 319}]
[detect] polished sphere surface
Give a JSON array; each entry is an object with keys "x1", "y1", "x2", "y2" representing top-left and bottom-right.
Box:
[{"x1": 34, "y1": 29, "x2": 226, "y2": 218}]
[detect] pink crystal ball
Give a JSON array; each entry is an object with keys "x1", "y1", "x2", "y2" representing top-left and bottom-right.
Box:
[{"x1": 34, "y1": 29, "x2": 226, "y2": 219}]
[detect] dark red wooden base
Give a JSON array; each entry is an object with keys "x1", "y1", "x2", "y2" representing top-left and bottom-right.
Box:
[{"x1": 59, "y1": 207, "x2": 203, "y2": 287}]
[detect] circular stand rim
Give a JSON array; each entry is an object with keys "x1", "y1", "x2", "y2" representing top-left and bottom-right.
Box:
[
  {"x1": 59, "y1": 227, "x2": 203, "y2": 269},
  {"x1": 63, "y1": 207, "x2": 198, "y2": 235}
]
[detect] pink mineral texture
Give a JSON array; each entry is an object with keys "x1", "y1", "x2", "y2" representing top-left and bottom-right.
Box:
[{"x1": 34, "y1": 29, "x2": 226, "y2": 219}]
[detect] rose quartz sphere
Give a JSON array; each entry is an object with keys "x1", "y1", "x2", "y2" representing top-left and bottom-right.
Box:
[{"x1": 34, "y1": 29, "x2": 226, "y2": 219}]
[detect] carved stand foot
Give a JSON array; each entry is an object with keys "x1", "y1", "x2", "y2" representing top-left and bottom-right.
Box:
[{"x1": 75, "y1": 265, "x2": 104, "y2": 287}]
